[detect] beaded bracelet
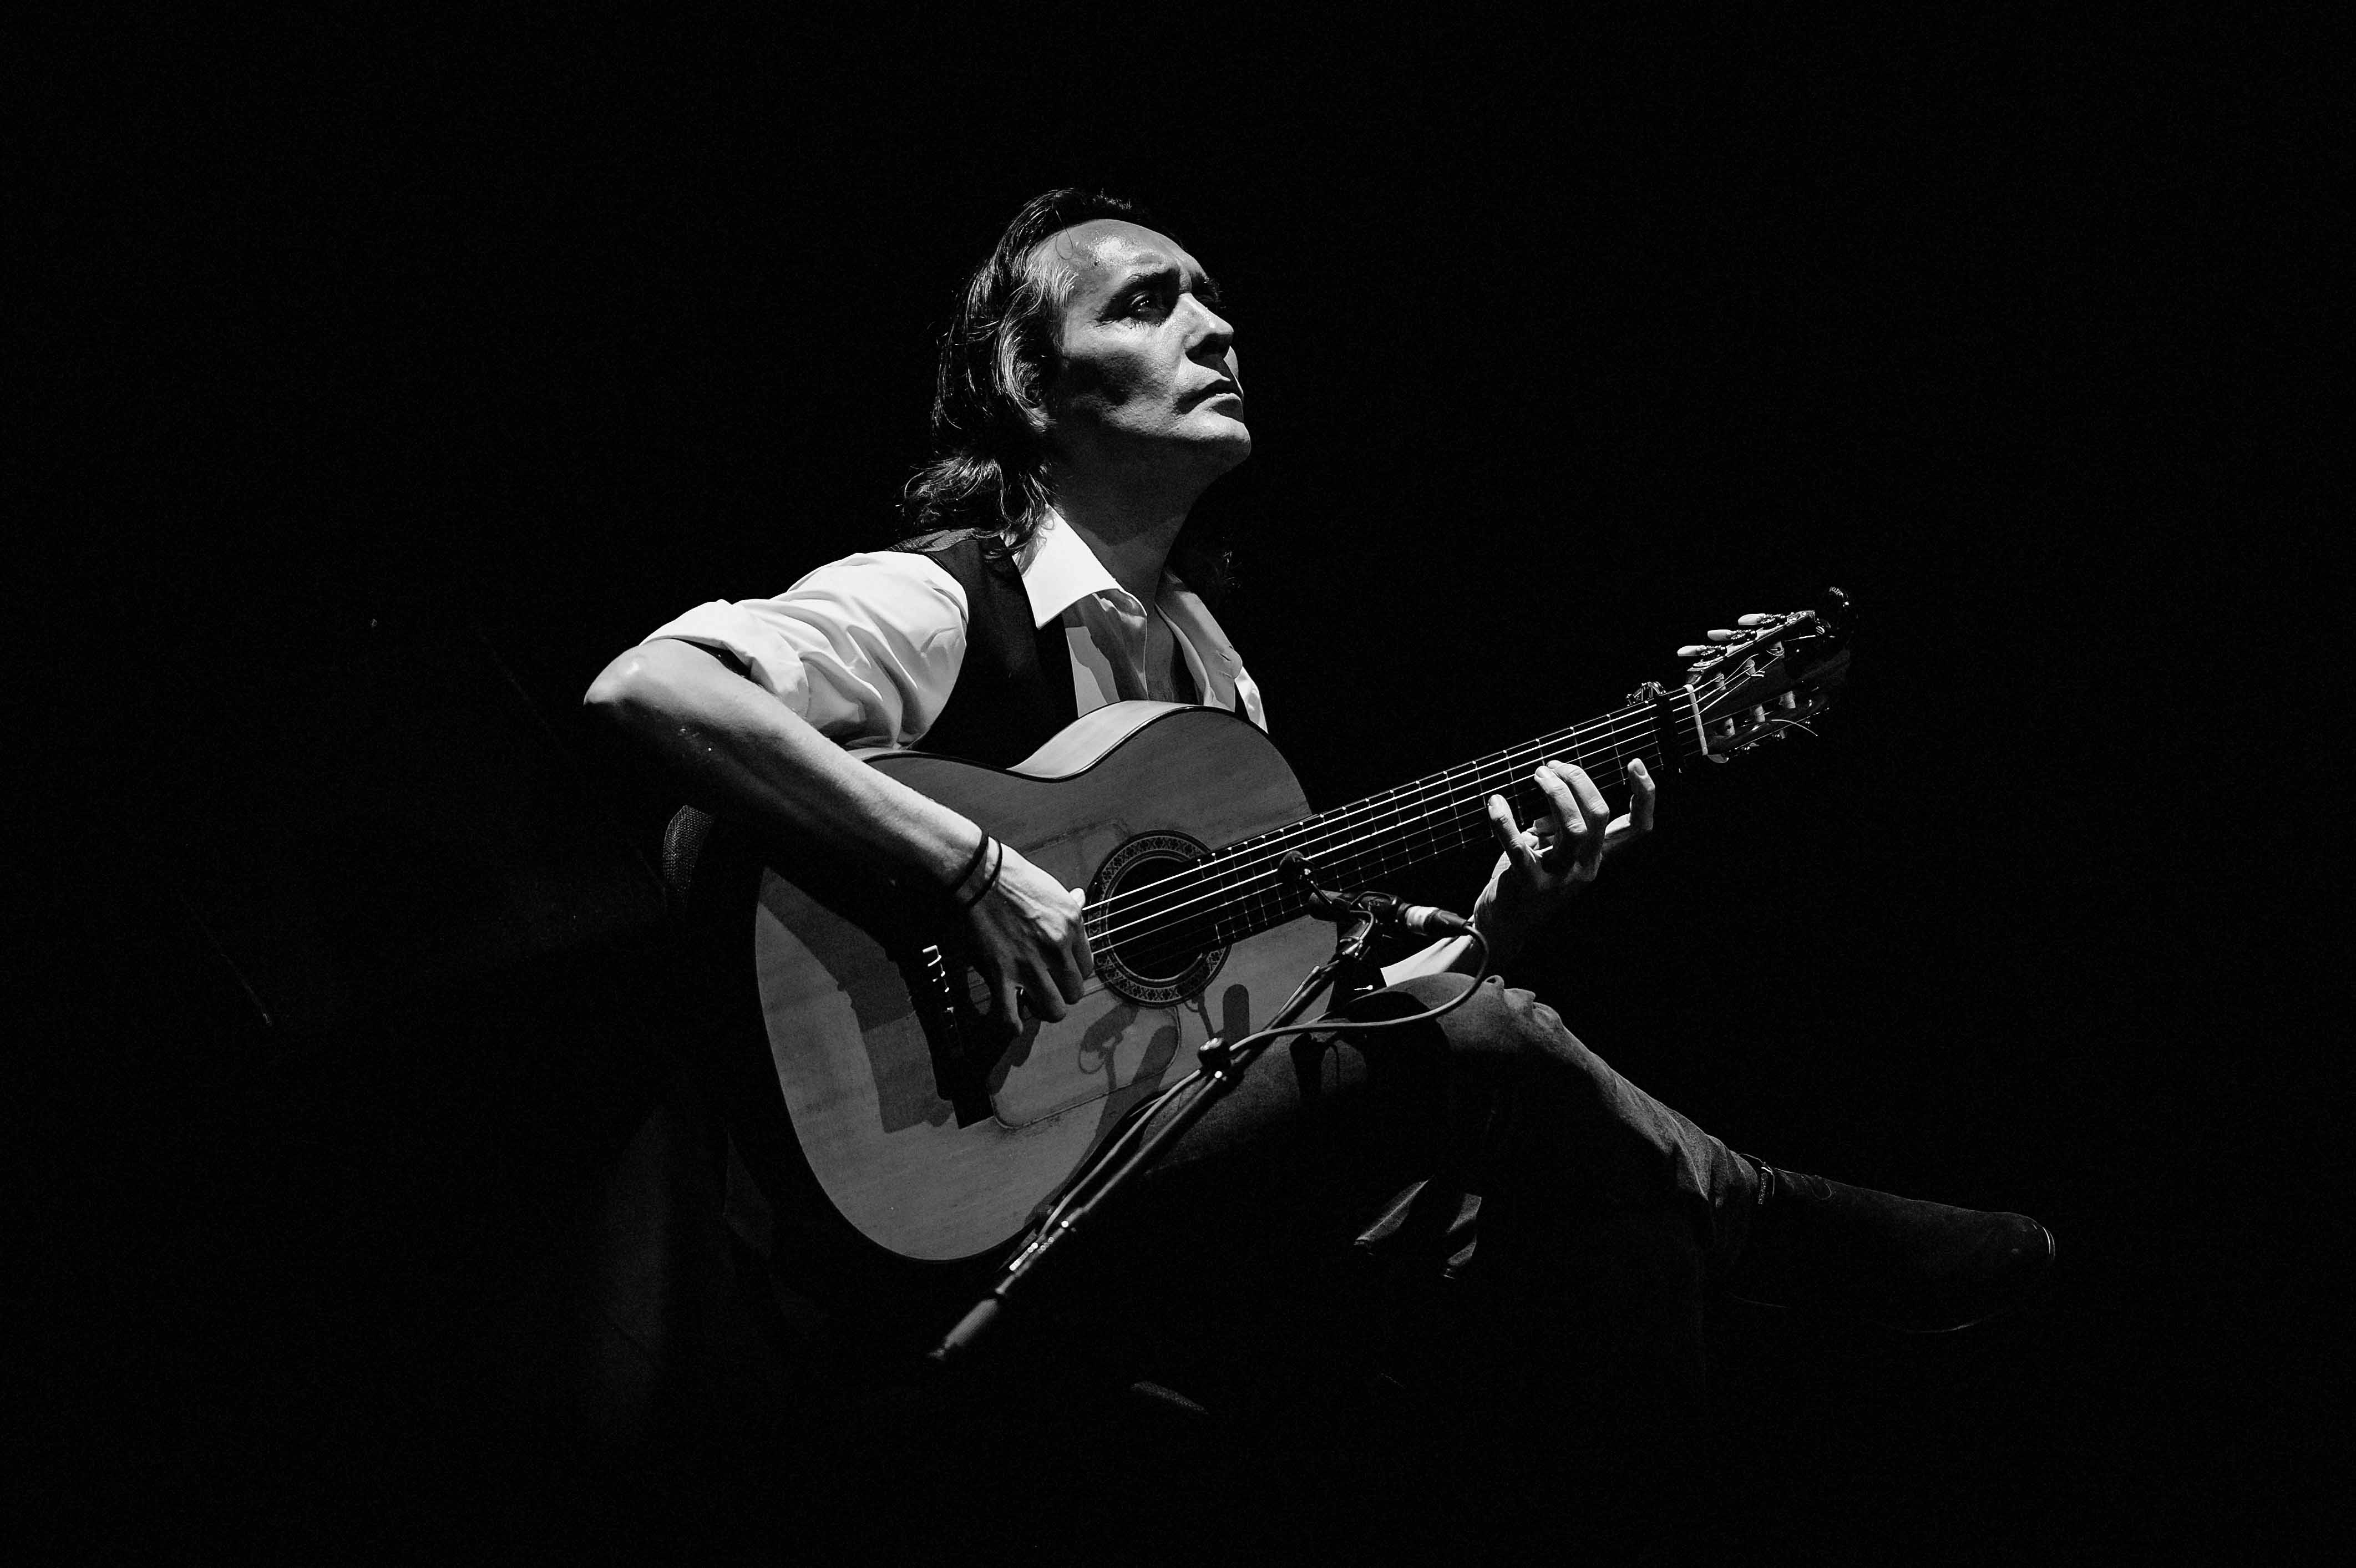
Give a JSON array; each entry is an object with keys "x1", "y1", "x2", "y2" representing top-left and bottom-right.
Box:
[{"x1": 955, "y1": 837, "x2": 1005, "y2": 912}]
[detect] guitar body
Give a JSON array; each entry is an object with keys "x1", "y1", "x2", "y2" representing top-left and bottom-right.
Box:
[{"x1": 754, "y1": 702, "x2": 1331, "y2": 1263}]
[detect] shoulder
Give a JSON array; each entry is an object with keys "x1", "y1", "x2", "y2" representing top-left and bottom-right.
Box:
[
  {"x1": 784, "y1": 547, "x2": 970, "y2": 628},
  {"x1": 886, "y1": 527, "x2": 1021, "y2": 587}
]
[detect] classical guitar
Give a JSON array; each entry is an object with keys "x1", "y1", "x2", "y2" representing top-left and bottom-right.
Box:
[{"x1": 749, "y1": 596, "x2": 1852, "y2": 1261}]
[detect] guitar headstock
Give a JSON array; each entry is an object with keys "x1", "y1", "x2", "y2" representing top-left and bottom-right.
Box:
[{"x1": 1651, "y1": 588, "x2": 1855, "y2": 763}]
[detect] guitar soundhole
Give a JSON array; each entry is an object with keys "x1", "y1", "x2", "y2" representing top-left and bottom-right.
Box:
[{"x1": 1090, "y1": 830, "x2": 1228, "y2": 1007}]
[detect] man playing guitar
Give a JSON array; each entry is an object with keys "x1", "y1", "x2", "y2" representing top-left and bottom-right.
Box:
[{"x1": 585, "y1": 189, "x2": 2053, "y2": 1436}]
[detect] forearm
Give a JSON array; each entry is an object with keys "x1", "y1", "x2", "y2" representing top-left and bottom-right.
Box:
[{"x1": 584, "y1": 638, "x2": 980, "y2": 889}]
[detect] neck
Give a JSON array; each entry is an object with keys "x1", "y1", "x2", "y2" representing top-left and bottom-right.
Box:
[{"x1": 1042, "y1": 460, "x2": 1199, "y2": 605}]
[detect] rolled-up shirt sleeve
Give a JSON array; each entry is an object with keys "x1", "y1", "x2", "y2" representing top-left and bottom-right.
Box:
[{"x1": 644, "y1": 551, "x2": 969, "y2": 749}]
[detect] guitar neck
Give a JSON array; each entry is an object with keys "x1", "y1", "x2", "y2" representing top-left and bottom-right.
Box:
[{"x1": 1085, "y1": 694, "x2": 1701, "y2": 958}]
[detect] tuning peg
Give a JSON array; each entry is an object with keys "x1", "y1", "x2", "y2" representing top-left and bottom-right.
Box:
[
  {"x1": 1736, "y1": 613, "x2": 1777, "y2": 628},
  {"x1": 1706, "y1": 629, "x2": 1739, "y2": 642},
  {"x1": 1677, "y1": 644, "x2": 1715, "y2": 659}
]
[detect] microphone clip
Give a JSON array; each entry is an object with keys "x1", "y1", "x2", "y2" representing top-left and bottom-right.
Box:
[
  {"x1": 1280, "y1": 851, "x2": 1364, "y2": 925},
  {"x1": 1280, "y1": 852, "x2": 1475, "y2": 938}
]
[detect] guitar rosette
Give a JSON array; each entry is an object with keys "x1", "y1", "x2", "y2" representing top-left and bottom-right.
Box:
[{"x1": 1088, "y1": 830, "x2": 1229, "y2": 1007}]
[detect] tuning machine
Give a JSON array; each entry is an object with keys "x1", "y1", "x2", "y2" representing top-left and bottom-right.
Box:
[
  {"x1": 1680, "y1": 605, "x2": 1810, "y2": 666},
  {"x1": 1680, "y1": 631, "x2": 1752, "y2": 666}
]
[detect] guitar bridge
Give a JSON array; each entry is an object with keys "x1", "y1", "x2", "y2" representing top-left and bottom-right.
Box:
[{"x1": 900, "y1": 942, "x2": 997, "y2": 1128}]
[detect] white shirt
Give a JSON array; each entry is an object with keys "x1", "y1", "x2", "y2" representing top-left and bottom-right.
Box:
[{"x1": 647, "y1": 512, "x2": 1267, "y2": 751}]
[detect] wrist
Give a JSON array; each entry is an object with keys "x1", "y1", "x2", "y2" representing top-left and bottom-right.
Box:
[
  {"x1": 942, "y1": 828, "x2": 991, "y2": 898},
  {"x1": 948, "y1": 833, "x2": 1004, "y2": 911},
  {"x1": 945, "y1": 833, "x2": 1000, "y2": 907}
]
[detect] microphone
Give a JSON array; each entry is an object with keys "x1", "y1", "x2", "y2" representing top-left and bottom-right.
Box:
[
  {"x1": 1280, "y1": 854, "x2": 1475, "y2": 938},
  {"x1": 1355, "y1": 893, "x2": 1475, "y2": 938}
]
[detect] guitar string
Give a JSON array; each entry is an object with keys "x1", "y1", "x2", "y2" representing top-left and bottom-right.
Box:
[
  {"x1": 940, "y1": 711, "x2": 1724, "y2": 1006},
  {"x1": 1083, "y1": 724, "x2": 1665, "y2": 950},
  {"x1": 941, "y1": 719, "x2": 1641, "y2": 1009},
  {"x1": 1081, "y1": 707, "x2": 1688, "y2": 951},
  {"x1": 1097, "y1": 704, "x2": 1665, "y2": 909},
  {"x1": 1091, "y1": 702, "x2": 1663, "y2": 920},
  {"x1": 940, "y1": 654, "x2": 1796, "y2": 996},
  {"x1": 1081, "y1": 707, "x2": 1682, "y2": 948},
  {"x1": 1074, "y1": 776, "x2": 1659, "y2": 983},
  {"x1": 1086, "y1": 696, "x2": 1769, "y2": 958},
  {"x1": 1143, "y1": 655, "x2": 1793, "y2": 916}
]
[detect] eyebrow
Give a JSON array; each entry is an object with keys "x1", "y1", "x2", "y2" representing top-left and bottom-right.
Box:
[{"x1": 1105, "y1": 259, "x2": 1225, "y2": 308}]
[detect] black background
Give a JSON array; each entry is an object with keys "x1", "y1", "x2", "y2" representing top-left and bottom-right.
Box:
[{"x1": 15, "y1": 7, "x2": 2339, "y2": 1562}]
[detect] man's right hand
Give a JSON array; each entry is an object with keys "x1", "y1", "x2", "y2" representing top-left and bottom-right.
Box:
[
  {"x1": 960, "y1": 841, "x2": 1092, "y2": 1032},
  {"x1": 584, "y1": 641, "x2": 1093, "y2": 1031}
]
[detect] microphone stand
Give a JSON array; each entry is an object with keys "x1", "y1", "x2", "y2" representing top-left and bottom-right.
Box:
[{"x1": 929, "y1": 861, "x2": 1398, "y2": 1367}]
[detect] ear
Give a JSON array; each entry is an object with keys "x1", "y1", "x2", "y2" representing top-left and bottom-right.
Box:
[{"x1": 995, "y1": 335, "x2": 1053, "y2": 436}]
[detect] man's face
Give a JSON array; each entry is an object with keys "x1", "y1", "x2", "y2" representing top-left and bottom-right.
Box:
[{"x1": 1034, "y1": 220, "x2": 1249, "y2": 484}]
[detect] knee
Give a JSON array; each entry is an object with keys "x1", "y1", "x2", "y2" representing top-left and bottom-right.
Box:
[
  {"x1": 1346, "y1": 974, "x2": 1604, "y2": 1073},
  {"x1": 1412, "y1": 975, "x2": 1608, "y2": 1083}
]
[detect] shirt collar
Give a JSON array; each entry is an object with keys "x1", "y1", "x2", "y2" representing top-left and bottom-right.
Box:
[{"x1": 1016, "y1": 510, "x2": 1160, "y2": 627}]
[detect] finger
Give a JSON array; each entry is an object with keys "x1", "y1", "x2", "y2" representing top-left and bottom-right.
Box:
[
  {"x1": 1023, "y1": 960, "x2": 1070, "y2": 1022},
  {"x1": 1064, "y1": 887, "x2": 1095, "y2": 991},
  {"x1": 1044, "y1": 930, "x2": 1087, "y2": 1007},
  {"x1": 1552, "y1": 762, "x2": 1611, "y2": 833},
  {"x1": 981, "y1": 957, "x2": 1023, "y2": 1031},
  {"x1": 1488, "y1": 794, "x2": 1541, "y2": 879},
  {"x1": 1543, "y1": 764, "x2": 1606, "y2": 877},
  {"x1": 1534, "y1": 766, "x2": 1584, "y2": 861},
  {"x1": 1628, "y1": 758, "x2": 1656, "y2": 835},
  {"x1": 1598, "y1": 762, "x2": 1658, "y2": 859}
]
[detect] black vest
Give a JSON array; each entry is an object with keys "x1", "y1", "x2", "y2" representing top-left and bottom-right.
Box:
[
  {"x1": 894, "y1": 527, "x2": 1209, "y2": 767},
  {"x1": 890, "y1": 530, "x2": 1076, "y2": 768}
]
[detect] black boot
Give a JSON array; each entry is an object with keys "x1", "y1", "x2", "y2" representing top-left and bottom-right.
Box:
[{"x1": 1724, "y1": 1160, "x2": 2055, "y2": 1333}]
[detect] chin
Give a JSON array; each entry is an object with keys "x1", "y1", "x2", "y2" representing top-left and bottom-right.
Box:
[
  {"x1": 1193, "y1": 414, "x2": 1252, "y2": 468},
  {"x1": 1199, "y1": 430, "x2": 1252, "y2": 477}
]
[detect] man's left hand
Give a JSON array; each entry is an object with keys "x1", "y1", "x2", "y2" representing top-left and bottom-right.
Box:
[{"x1": 1473, "y1": 758, "x2": 1656, "y2": 963}]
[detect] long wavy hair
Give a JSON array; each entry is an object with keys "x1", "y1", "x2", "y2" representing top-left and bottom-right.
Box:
[{"x1": 899, "y1": 189, "x2": 1144, "y2": 547}]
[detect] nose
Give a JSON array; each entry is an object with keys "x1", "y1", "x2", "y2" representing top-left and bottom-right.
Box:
[
  {"x1": 1187, "y1": 294, "x2": 1244, "y2": 379},
  {"x1": 1183, "y1": 295, "x2": 1236, "y2": 362}
]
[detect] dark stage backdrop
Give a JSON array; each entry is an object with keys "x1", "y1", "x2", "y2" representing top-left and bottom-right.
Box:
[{"x1": 17, "y1": 9, "x2": 2335, "y2": 1562}]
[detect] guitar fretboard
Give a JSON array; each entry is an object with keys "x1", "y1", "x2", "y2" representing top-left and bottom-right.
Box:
[{"x1": 1083, "y1": 696, "x2": 1698, "y2": 963}]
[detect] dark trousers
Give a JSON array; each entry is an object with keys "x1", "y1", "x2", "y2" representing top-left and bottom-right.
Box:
[{"x1": 1056, "y1": 971, "x2": 1763, "y2": 1444}]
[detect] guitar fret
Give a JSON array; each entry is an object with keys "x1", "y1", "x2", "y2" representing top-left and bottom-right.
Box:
[{"x1": 1096, "y1": 702, "x2": 1666, "y2": 959}]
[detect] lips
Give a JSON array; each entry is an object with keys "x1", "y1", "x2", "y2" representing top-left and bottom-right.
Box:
[{"x1": 1188, "y1": 380, "x2": 1243, "y2": 407}]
